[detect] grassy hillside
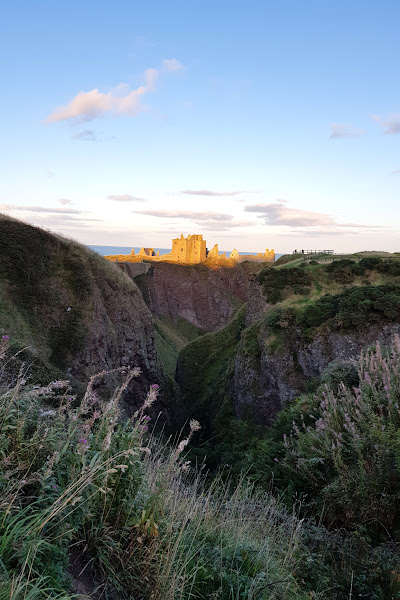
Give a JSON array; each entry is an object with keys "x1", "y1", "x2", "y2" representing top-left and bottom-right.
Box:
[
  {"x1": 0, "y1": 215, "x2": 129, "y2": 367},
  {"x1": 177, "y1": 306, "x2": 246, "y2": 420},
  {"x1": 0, "y1": 215, "x2": 162, "y2": 415},
  {"x1": 154, "y1": 315, "x2": 204, "y2": 377}
]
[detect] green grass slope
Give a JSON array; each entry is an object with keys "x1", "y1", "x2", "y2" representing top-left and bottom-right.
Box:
[{"x1": 153, "y1": 315, "x2": 204, "y2": 378}]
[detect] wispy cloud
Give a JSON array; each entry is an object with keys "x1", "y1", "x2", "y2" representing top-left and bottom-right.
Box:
[
  {"x1": 244, "y1": 200, "x2": 381, "y2": 230},
  {"x1": 0, "y1": 204, "x2": 85, "y2": 214},
  {"x1": 373, "y1": 113, "x2": 400, "y2": 135},
  {"x1": 72, "y1": 129, "x2": 98, "y2": 141},
  {"x1": 58, "y1": 198, "x2": 74, "y2": 205},
  {"x1": 47, "y1": 59, "x2": 184, "y2": 124},
  {"x1": 181, "y1": 189, "x2": 259, "y2": 197},
  {"x1": 45, "y1": 214, "x2": 102, "y2": 223},
  {"x1": 162, "y1": 58, "x2": 185, "y2": 72},
  {"x1": 108, "y1": 194, "x2": 146, "y2": 202},
  {"x1": 329, "y1": 123, "x2": 365, "y2": 139},
  {"x1": 391, "y1": 169, "x2": 400, "y2": 175},
  {"x1": 134, "y1": 209, "x2": 233, "y2": 221},
  {"x1": 133, "y1": 209, "x2": 253, "y2": 231}
]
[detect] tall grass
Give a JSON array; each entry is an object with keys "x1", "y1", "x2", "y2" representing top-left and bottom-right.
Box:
[{"x1": 0, "y1": 336, "x2": 306, "y2": 599}]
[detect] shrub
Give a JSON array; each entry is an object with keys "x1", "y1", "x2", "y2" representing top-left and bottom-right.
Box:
[
  {"x1": 257, "y1": 268, "x2": 312, "y2": 303},
  {"x1": 326, "y1": 259, "x2": 356, "y2": 283},
  {"x1": 280, "y1": 336, "x2": 400, "y2": 532}
]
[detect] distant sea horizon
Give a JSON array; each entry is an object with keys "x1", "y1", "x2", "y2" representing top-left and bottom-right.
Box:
[{"x1": 89, "y1": 245, "x2": 283, "y2": 262}]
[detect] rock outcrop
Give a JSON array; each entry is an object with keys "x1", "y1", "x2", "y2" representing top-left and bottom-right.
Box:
[
  {"x1": 232, "y1": 322, "x2": 400, "y2": 425},
  {"x1": 123, "y1": 262, "x2": 259, "y2": 332}
]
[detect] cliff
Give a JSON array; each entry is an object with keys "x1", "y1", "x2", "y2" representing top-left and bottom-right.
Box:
[
  {"x1": 0, "y1": 215, "x2": 173, "y2": 421},
  {"x1": 123, "y1": 261, "x2": 260, "y2": 332},
  {"x1": 176, "y1": 257, "x2": 400, "y2": 431}
]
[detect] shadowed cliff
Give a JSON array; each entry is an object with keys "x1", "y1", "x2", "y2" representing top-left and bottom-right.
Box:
[
  {"x1": 122, "y1": 261, "x2": 261, "y2": 332},
  {"x1": 0, "y1": 214, "x2": 178, "y2": 422}
]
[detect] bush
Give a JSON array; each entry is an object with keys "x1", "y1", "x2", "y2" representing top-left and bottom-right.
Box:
[
  {"x1": 326, "y1": 259, "x2": 356, "y2": 283},
  {"x1": 280, "y1": 336, "x2": 400, "y2": 533},
  {"x1": 257, "y1": 268, "x2": 313, "y2": 303}
]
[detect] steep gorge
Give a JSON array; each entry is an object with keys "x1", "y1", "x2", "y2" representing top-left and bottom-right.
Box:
[{"x1": 175, "y1": 257, "x2": 400, "y2": 441}]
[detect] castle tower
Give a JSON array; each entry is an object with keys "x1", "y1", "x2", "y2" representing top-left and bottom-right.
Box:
[{"x1": 171, "y1": 234, "x2": 206, "y2": 263}]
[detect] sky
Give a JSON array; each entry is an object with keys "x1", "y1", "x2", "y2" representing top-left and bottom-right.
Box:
[{"x1": 1, "y1": 0, "x2": 399, "y2": 253}]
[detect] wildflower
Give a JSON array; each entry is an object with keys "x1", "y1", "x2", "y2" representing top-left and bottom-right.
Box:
[
  {"x1": 1, "y1": 335, "x2": 9, "y2": 341},
  {"x1": 79, "y1": 438, "x2": 88, "y2": 444},
  {"x1": 189, "y1": 419, "x2": 201, "y2": 432},
  {"x1": 67, "y1": 307, "x2": 71, "y2": 312}
]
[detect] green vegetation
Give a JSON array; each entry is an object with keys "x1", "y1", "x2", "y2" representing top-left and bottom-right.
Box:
[
  {"x1": 247, "y1": 338, "x2": 400, "y2": 597},
  {"x1": 178, "y1": 306, "x2": 246, "y2": 419},
  {"x1": 0, "y1": 338, "x2": 306, "y2": 600},
  {"x1": 266, "y1": 283, "x2": 400, "y2": 335},
  {"x1": 257, "y1": 267, "x2": 313, "y2": 303},
  {"x1": 176, "y1": 307, "x2": 262, "y2": 474},
  {"x1": 154, "y1": 315, "x2": 204, "y2": 378},
  {"x1": 273, "y1": 254, "x2": 303, "y2": 267}
]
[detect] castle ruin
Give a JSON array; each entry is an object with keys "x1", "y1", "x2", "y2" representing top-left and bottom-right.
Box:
[{"x1": 105, "y1": 234, "x2": 274, "y2": 265}]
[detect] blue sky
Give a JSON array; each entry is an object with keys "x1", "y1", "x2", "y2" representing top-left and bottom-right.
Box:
[{"x1": 1, "y1": 0, "x2": 399, "y2": 252}]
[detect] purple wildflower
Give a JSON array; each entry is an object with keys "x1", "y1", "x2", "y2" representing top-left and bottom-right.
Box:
[{"x1": 2, "y1": 335, "x2": 9, "y2": 341}]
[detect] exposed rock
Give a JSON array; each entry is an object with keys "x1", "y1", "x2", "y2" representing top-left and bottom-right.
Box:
[
  {"x1": 232, "y1": 322, "x2": 400, "y2": 425},
  {"x1": 127, "y1": 262, "x2": 258, "y2": 332}
]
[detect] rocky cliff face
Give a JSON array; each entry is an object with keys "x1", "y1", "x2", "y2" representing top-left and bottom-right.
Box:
[
  {"x1": 176, "y1": 265, "x2": 400, "y2": 429},
  {"x1": 0, "y1": 216, "x2": 175, "y2": 422},
  {"x1": 126, "y1": 262, "x2": 258, "y2": 332},
  {"x1": 232, "y1": 322, "x2": 400, "y2": 425}
]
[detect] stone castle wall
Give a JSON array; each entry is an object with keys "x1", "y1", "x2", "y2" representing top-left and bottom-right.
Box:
[{"x1": 104, "y1": 234, "x2": 275, "y2": 265}]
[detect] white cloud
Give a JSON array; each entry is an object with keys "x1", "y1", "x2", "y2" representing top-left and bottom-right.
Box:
[
  {"x1": 329, "y1": 123, "x2": 365, "y2": 139},
  {"x1": 373, "y1": 113, "x2": 400, "y2": 135},
  {"x1": 162, "y1": 58, "x2": 184, "y2": 72},
  {"x1": 244, "y1": 201, "x2": 382, "y2": 230},
  {"x1": 0, "y1": 204, "x2": 84, "y2": 214},
  {"x1": 58, "y1": 198, "x2": 74, "y2": 205},
  {"x1": 108, "y1": 194, "x2": 146, "y2": 202},
  {"x1": 72, "y1": 129, "x2": 98, "y2": 141},
  {"x1": 133, "y1": 209, "x2": 254, "y2": 231},
  {"x1": 181, "y1": 189, "x2": 259, "y2": 196},
  {"x1": 47, "y1": 60, "x2": 184, "y2": 124}
]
